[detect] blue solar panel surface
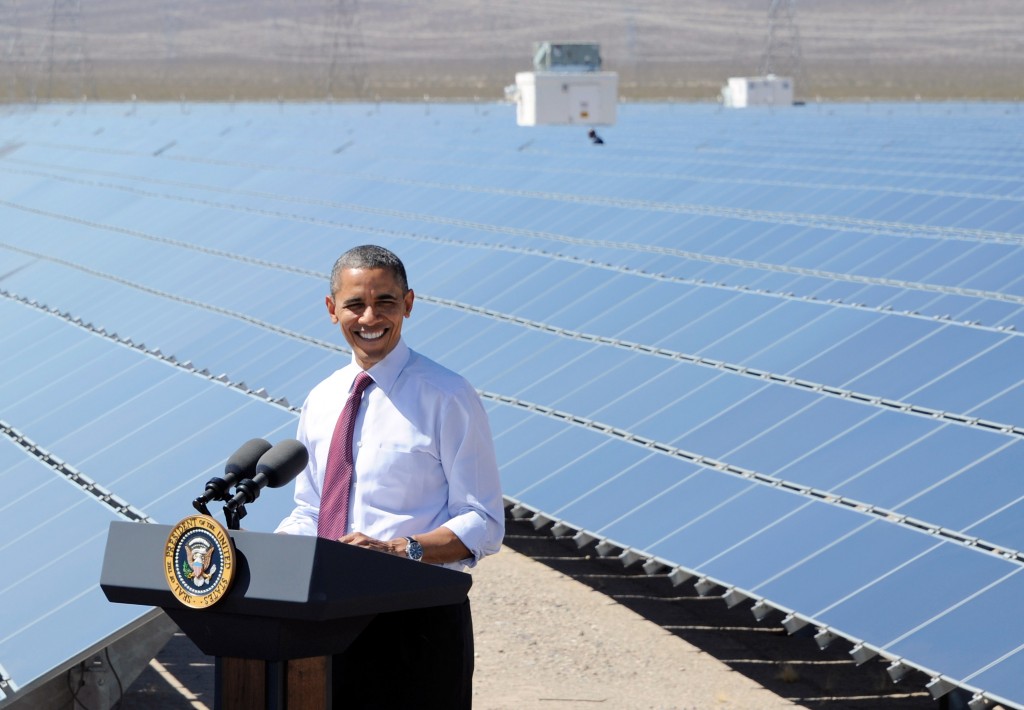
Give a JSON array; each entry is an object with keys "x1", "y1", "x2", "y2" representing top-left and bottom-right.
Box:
[{"x1": 1, "y1": 100, "x2": 1023, "y2": 708}]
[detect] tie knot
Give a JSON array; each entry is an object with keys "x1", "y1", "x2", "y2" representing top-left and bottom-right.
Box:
[{"x1": 353, "y1": 371, "x2": 374, "y2": 395}]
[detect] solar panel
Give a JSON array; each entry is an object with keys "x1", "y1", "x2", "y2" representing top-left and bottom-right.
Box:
[{"x1": 1, "y1": 100, "x2": 1023, "y2": 709}]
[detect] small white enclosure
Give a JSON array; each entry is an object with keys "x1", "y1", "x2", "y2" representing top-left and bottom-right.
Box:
[
  {"x1": 721, "y1": 75, "x2": 794, "y2": 108},
  {"x1": 513, "y1": 71, "x2": 618, "y2": 127}
]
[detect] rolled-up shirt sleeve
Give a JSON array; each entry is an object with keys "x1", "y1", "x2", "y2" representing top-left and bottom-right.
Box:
[{"x1": 439, "y1": 386, "x2": 505, "y2": 566}]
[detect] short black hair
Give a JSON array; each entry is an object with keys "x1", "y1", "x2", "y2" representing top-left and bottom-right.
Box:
[{"x1": 330, "y1": 244, "x2": 409, "y2": 294}]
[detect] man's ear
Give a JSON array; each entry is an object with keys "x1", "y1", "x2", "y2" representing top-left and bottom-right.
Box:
[
  {"x1": 326, "y1": 295, "x2": 339, "y2": 324},
  {"x1": 404, "y1": 289, "x2": 415, "y2": 317}
]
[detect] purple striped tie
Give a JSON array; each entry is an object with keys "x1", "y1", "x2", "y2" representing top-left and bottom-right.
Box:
[{"x1": 318, "y1": 371, "x2": 374, "y2": 540}]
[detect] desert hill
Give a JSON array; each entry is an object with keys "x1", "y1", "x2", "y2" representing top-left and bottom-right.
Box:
[{"x1": 2, "y1": 0, "x2": 1022, "y2": 101}]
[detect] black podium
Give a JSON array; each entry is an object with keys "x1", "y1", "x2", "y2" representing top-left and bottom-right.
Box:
[{"x1": 100, "y1": 521, "x2": 472, "y2": 709}]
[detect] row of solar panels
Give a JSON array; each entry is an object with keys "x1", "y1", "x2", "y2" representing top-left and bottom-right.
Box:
[
  {"x1": 4, "y1": 225, "x2": 1024, "y2": 555},
  {"x1": 4, "y1": 164, "x2": 1024, "y2": 433},
  {"x1": 1, "y1": 101, "x2": 1023, "y2": 708}
]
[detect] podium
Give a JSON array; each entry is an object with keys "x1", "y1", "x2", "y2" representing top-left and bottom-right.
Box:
[{"x1": 100, "y1": 521, "x2": 472, "y2": 709}]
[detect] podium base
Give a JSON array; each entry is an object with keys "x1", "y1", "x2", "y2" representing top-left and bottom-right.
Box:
[{"x1": 217, "y1": 656, "x2": 330, "y2": 710}]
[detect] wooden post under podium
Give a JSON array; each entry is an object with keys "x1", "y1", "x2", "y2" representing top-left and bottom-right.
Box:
[
  {"x1": 217, "y1": 656, "x2": 329, "y2": 710},
  {"x1": 100, "y1": 521, "x2": 472, "y2": 709}
]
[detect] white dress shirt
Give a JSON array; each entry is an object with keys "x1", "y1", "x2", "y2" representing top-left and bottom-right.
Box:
[{"x1": 275, "y1": 339, "x2": 504, "y2": 570}]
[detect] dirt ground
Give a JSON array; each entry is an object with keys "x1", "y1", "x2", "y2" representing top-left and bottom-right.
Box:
[
  {"x1": 467, "y1": 519, "x2": 938, "y2": 710},
  {"x1": 470, "y1": 541, "x2": 799, "y2": 709}
]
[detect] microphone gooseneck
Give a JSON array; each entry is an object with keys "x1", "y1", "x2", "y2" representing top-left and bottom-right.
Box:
[{"x1": 193, "y1": 438, "x2": 273, "y2": 514}]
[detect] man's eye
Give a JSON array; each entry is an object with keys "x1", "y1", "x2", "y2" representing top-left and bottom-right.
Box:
[{"x1": 345, "y1": 301, "x2": 399, "y2": 313}]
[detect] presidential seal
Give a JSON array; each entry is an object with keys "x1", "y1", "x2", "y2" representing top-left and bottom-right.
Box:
[{"x1": 164, "y1": 514, "x2": 235, "y2": 609}]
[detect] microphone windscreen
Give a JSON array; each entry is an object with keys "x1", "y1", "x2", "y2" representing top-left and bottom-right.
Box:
[
  {"x1": 224, "y1": 438, "x2": 273, "y2": 479},
  {"x1": 255, "y1": 439, "x2": 309, "y2": 488}
]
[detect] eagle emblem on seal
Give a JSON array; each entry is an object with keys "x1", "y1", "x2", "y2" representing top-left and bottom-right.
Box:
[{"x1": 182, "y1": 538, "x2": 217, "y2": 587}]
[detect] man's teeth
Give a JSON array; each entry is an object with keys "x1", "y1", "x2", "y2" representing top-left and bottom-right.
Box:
[{"x1": 359, "y1": 330, "x2": 384, "y2": 340}]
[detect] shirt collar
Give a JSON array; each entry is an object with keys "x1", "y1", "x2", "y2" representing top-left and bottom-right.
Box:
[{"x1": 353, "y1": 338, "x2": 409, "y2": 395}]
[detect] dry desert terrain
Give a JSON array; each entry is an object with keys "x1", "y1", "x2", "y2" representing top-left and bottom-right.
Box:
[{"x1": 2, "y1": 0, "x2": 1022, "y2": 102}]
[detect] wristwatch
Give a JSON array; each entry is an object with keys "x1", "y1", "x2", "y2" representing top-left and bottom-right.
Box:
[{"x1": 404, "y1": 536, "x2": 424, "y2": 562}]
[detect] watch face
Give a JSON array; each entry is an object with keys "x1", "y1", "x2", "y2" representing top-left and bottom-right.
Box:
[{"x1": 406, "y1": 537, "x2": 424, "y2": 561}]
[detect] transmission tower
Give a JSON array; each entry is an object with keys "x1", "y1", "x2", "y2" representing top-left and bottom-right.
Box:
[
  {"x1": 324, "y1": 0, "x2": 367, "y2": 99},
  {"x1": 758, "y1": 0, "x2": 805, "y2": 93},
  {"x1": 44, "y1": 0, "x2": 95, "y2": 101},
  {"x1": 2, "y1": 0, "x2": 28, "y2": 101},
  {"x1": 159, "y1": 0, "x2": 181, "y2": 99}
]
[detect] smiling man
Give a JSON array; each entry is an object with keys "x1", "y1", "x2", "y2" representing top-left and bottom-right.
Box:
[
  {"x1": 328, "y1": 254, "x2": 412, "y2": 370},
  {"x1": 276, "y1": 244, "x2": 505, "y2": 707}
]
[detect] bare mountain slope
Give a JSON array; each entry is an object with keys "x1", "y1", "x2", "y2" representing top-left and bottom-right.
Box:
[{"x1": 2, "y1": 0, "x2": 1022, "y2": 100}]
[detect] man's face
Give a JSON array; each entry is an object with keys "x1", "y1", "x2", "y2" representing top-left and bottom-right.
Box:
[{"x1": 327, "y1": 267, "x2": 414, "y2": 370}]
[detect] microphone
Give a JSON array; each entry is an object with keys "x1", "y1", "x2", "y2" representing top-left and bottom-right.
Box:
[
  {"x1": 193, "y1": 438, "x2": 272, "y2": 511},
  {"x1": 226, "y1": 439, "x2": 308, "y2": 511}
]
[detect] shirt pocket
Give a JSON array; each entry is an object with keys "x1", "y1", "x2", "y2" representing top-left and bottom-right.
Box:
[{"x1": 358, "y1": 441, "x2": 443, "y2": 510}]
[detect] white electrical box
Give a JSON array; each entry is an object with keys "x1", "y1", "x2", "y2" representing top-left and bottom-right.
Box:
[
  {"x1": 513, "y1": 71, "x2": 618, "y2": 127},
  {"x1": 721, "y1": 75, "x2": 794, "y2": 108}
]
